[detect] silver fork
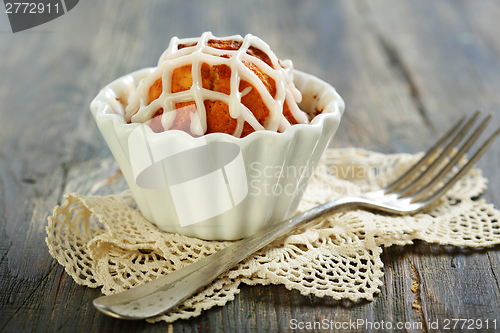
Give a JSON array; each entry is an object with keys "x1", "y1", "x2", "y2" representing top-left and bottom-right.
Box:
[{"x1": 93, "y1": 111, "x2": 500, "y2": 320}]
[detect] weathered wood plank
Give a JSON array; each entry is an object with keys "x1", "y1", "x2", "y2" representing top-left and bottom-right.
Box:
[
  {"x1": 362, "y1": 1, "x2": 500, "y2": 331},
  {"x1": 0, "y1": 1, "x2": 154, "y2": 332}
]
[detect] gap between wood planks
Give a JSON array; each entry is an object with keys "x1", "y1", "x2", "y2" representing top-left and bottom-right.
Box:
[
  {"x1": 57, "y1": 162, "x2": 70, "y2": 206},
  {"x1": 352, "y1": 0, "x2": 435, "y2": 133},
  {"x1": 486, "y1": 252, "x2": 500, "y2": 292},
  {"x1": 377, "y1": 36, "x2": 434, "y2": 131}
]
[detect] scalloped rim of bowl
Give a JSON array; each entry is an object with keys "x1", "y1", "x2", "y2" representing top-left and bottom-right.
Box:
[{"x1": 91, "y1": 68, "x2": 345, "y2": 144}]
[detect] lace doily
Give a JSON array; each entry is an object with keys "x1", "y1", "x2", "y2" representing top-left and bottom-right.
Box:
[{"x1": 45, "y1": 148, "x2": 500, "y2": 323}]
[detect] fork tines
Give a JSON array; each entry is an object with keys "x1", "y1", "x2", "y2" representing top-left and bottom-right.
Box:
[{"x1": 385, "y1": 110, "x2": 500, "y2": 205}]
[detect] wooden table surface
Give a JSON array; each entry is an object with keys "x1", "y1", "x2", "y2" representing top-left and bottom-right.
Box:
[{"x1": 2, "y1": 1, "x2": 500, "y2": 332}]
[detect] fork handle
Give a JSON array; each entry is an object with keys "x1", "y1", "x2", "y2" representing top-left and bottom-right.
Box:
[{"x1": 93, "y1": 197, "x2": 359, "y2": 320}]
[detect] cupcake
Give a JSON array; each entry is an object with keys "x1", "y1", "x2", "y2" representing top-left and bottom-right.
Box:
[
  {"x1": 90, "y1": 32, "x2": 344, "y2": 240},
  {"x1": 124, "y1": 32, "x2": 309, "y2": 137}
]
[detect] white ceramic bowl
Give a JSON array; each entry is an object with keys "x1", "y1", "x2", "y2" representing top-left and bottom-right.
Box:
[{"x1": 90, "y1": 68, "x2": 344, "y2": 240}]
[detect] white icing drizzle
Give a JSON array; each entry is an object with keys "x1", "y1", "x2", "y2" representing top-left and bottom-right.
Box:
[{"x1": 124, "y1": 32, "x2": 308, "y2": 137}]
